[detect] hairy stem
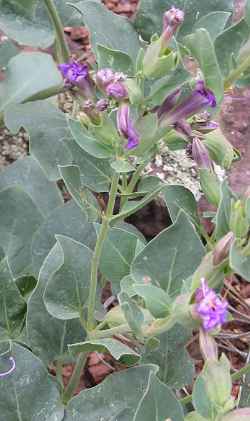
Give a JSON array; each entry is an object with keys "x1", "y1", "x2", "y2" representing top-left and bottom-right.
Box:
[
  {"x1": 44, "y1": 0, "x2": 70, "y2": 63},
  {"x1": 224, "y1": 55, "x2": 250, "y2": 90},
  {"x1": 87, "y1": 172, "x2": 120, "y2": 331}
]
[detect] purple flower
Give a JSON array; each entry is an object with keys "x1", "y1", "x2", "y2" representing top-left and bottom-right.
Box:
[
  {"x1": 0, "y1": 356, "x2": 16, "y2": 377},
  {"x1": 162, "y1": 7, "x2": 185, "y2": 46},
  {"x1": 117, "y1": 104, "x2": 140, "y2": 150},
  {"x1": 158, "y1": 80, "x2": 216, "y2": 127},
  {"x1": 195, "y1": 279, "x2": 228, "y2": 331},
  {"x1": 58, "y1": 60, "x2": 93, "y2": 98},
  {"x1": 106, "y1": 82, "x2": 128, "y2": 100},
  {"x1": 191, "y1": 137, "x2": 213, "y2": 170}
]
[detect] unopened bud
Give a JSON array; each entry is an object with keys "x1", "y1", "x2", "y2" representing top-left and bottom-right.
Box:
[
  {"x1": 213, "y1": 232, "x2": 234, "y2": 266},
  {"x1": 199, "y1": 169, "x2": 221, "y2": 207},
  {"x1": 96, "y1": 98, "x2": 109, "y2": 112},
  {"x1": 161, "y1": 7, "x2": 185, "y2": 48},
  {"x1": 192, "y1": 137, "x2": 213, "y2": 170},
  {"x1": 78, "y1": 111, "x2": 91, "y2": 127},
  {"x1": 199, "y1": 328, "x2": 218, "y2": 361},
  {"x1": 230, "y1": 200, "x2": 249, "y2": 239},
  {"x1": 203, "y1": 129, "x2": 235, "y2": 170},
  {"x1": 82, "y1": 100, "x2": 101, "y2": 125}
]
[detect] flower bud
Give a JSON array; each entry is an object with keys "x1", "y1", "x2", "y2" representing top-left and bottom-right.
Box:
[
  {"x1": 106, "y1": 82, "x2": 128, "y2": 100},
  {"x1": 78, "y1": 111, "x2": 91, "y2": 127},
  {"x1": 199, "y1": 328, "x2": 218, "y2": 361},
  {"x1": 230, "y1": 200, "x2": 249, "y2": 239},
  {"x1": 199, "y1": 168, "x2": 221, "y2": 207},
  {"x1": 195, "y1": 354, "x2": 234, "y2": 416},
  {"x1": 161, "y1": 7, "x2": 184, "y2": 48},
  {"x1": 221, "y1": 408, "x2": 250, "y2": 421},
  {"x1": 82, "y1": 100, "x2": 101, "y2": 125},
  {"x1": 213, "y1": 232, "x2": 234, "y2": 266},
  {"x1": 192, "y1": 137, "x2": 214, "y2": 170},
  {"x1": 203, "y1": 129, "x2": 235, "y2": 170},
  {"x1": 96, "y1": 98, "x2": 109, "y2": 112},
  {"x1": 96, "y1": 68, "x2": 115, "y2": 90}
]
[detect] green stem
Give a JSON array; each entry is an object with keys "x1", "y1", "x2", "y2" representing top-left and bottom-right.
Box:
[
  {"x1": 44, "y1": 0, "x2": 70, "y2": 63},
  {"x1": 224, "y1": 55, "x2": 250, "y2": 90},
  {"x1": 62, "y1": 353, "x2": 87, "y2": 404},
  {"x1": 87, "y1": 173, "x2": 120, "y2": 331},
  {"x1": 88, "y1": 324, "x2": 130, "y2": 339},
  {"x1": 120, "y1": 162, "x2": 147, "y2": 209},
  {"x1": 110, "y1": 185, "x2": 163, "y2": 226}
]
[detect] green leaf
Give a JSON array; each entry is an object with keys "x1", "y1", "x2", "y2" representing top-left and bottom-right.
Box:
[
  {"x1": 31, "y1": 200, "x2": 96, "y2": 277},
  {"x1": 239, "y1": 369, "x2": 250, "y2": 407},
  {"x1": 27, "y1": 242, "x2": 86, "y2": 365},
  {"x1": 134, "y1": 0, "x2": 233, "y2": 42},
  {"x1": 162, "y1": 184, "x2": 200, "y2": 228},
  {"x1": 96, "y1": 226, "x2": 140, "y2": 284},
  {"x1": 44, "y1": 235, "x2": 93, "y2": 320},
  {"x1": 69, "y1": 140, "x2": 113, "y2": 193},
  {"x1": 110, "y1": 159, "x2": 135, "y2": 173},
  {"x1": 214, "y1": 180, "x2": 236, "y2": 240},
  {"x1": 184, "y1": 29, "x2": 224, "y2": 103},
  {"x1": 0, "y1": 0, "x2": 81, "y2": 48},
  {"x1": 131, "y1": 211, "x2": 205, "y2": 296},
  {"x1": 4, "y1": 101, "x2": 73, "y2": 181},
  {"x1": 141, "y1": 324, "x2": 194, "y2": 389},
  {"x1": 119, "y1": 292, "x2": 145, "y2": 336},
  {"x1": 0, "y1": 52, "x2": 63, "y2": 113},
  {"x1": 0, "y1": 0, "x2": 54, "y2": 48},
  {"x1": 97, "y1": 45, "x2": 134, "y2": 75},
  {"x1": 193, "y1": 11, "x2": 230, "y2": 41},
  {"x1": 134, "y1": 371, "x2": 184, "y2": 421},
  {"x1": 64, "y1": 365, "x2": 158, "y2": 420},
  {"x1": 0, "y1": 156, "x2": 63, "y2": 217},
  {"x1": 69, "y1": 338, "x2": 140, "y2": 365},
  {"x1": 0, "y1": 39, "x2": 19, "y2": 67},
  {"x1": 134, "y1": 284, "x2": 170, "y2": 318},
  {"x1": 0, "y1": 342, "x2": 63, "y2": 420},
  {"x1": 59, "y1": 165, "x2": 100, "y2": 222},
  {"x1": 215, "y1": 19, "x2": 250, "y2": 77},
  {"x1": 69, "y1": 119, "x2": 114, "y2": 159},
  {"x1": 193, "y1": 355, "x2": 233, "y2": 419},
  {"x1": 72, "y1": 1, "x2": 140, "y2": 61},
  {"x1": 229, "y1": 239, "x2": 250, "y2": 282},
  {"x1": 149, "y1": 63, "x2": 191, "y2": 106},
  {"x1": 0, "y1": 258, "x2": 26, "y2": 340},
  {"x1": 0, "y1": 186, "x2": 43, "y2": 278}
]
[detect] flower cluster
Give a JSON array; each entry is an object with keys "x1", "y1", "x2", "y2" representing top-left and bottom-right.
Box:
[{"x1": 195, "y1": 279, "x2": 228, "y2": 331}]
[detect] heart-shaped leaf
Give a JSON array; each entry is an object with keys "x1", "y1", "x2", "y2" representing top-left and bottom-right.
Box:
[
  {"x1": 131, "y1": 211, "x2": 205, "y2": 296},
  {"x1": 27, "y1": 241, "x2": 86, "y2": 365},
  {"x1": 44, "y1": 235, "x2": 93, "y2": 320}
]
